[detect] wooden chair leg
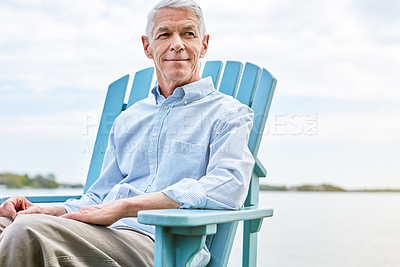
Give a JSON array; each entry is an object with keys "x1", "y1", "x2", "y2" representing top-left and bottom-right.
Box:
[
  {"x1": 242, "y1": 219, "x2": 263, "y2": 267},
  {"x1": 154, "y1": 225, "x2": 217, "y2": 267}
]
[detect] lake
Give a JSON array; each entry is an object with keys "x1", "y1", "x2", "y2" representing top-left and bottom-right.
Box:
[
  {"x1": 229, "y1": 191, "x2": 400, "y2": 267},
  {"x1": 1, "y1": 189, "x2": 400, "y2": 266}
]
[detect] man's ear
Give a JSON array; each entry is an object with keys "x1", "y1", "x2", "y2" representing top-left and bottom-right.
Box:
[
  {"x1": 200, "y1": 34, "x2": 210, "y2": 58},
  {"x1": 142, "y1": 36, "x2": 153, "y2": 59}
]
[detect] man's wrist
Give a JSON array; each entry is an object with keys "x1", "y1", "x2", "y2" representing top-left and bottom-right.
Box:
[
  {"x1": 113, "y1": 192, "x2": 182, "y2": 220},
  {"x1": 120, "y1": 197, "x2": 140, "y2": 218}
]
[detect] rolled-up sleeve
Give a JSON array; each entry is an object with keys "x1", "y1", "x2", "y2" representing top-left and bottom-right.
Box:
[{"x1": 162, "y1": 106, "x2": 255, "y2": 210}]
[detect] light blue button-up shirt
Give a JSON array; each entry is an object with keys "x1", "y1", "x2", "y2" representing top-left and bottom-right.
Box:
[{"x1": 64, "y1": 77, "x2": 254, "y2": 264}]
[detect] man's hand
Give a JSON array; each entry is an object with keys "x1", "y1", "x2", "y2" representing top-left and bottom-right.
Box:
[
  {"x1": 18, "y1": 205, "x2": 67, "y2": 217},
  {"x1": 0, "y1": 196, "x2": 67, "y2": 220},
  {"x1": 61, "y1": 200, "x2": 127, "y2": 226},
  {"x1": 0, "y1": 196, "x2": 34, "y2": 219},
  {"x1": 61, "y1": 192, "x2": 181, "y2": 226}
]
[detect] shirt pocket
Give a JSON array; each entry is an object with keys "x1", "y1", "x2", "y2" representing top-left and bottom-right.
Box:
[{"x1": 159, "y1": 139, "x2": 208, "y2": 187}]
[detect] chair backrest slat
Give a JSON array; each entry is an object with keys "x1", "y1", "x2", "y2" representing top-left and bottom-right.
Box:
[
  {"x1": 84, "y1": 75, "x2": 129, "y2": 192},
  {"x1": 206, "y1": 221, "x2": 239, "y2": 267},
  {"x1": 126, "y1": 67, "x2": 154, "y2": 109},
  {"x1": 218, "y1": 61, "x2": 243, "y2": 96},
  {"x1": 235, "y1": 62, "x2": 261, "y2": 106},
  {"x1": 248, "y1": 68, "x2": 277, "y2": 156},
  {"x1": 201, "y1": 61, "x2": 223, "y2": 87}
]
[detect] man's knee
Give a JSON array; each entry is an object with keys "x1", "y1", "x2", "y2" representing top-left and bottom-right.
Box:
[{"x1": 0, "y1": 214, "x2": 51, "y2": 266}]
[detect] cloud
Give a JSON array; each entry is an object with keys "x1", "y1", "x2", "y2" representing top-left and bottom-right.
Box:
[
  {"x1": 0, "y1": 110, "x2": 100, "y2": 184},
  {"x1": 1, "y1": 0, "x2": 399, "y2": 187},
  {"x1": 204, "y1": 0, "x2": 400, "y2": 102},
  {"x1": 316, "y1": 110, "x2": 400, "y2": 145},
  {"x1": 0, "y1": 0, "x2": 153, "y2": 93},
  {"x1": 1, "y1": 0, "x2": 399, "y2": 102},
  {"x1": 258, "y1": 108, "x2": 400, "y2": 189},
  {"x1": 262, "y1": 107, "x2": 400, "y2": 145},
  {"x1": 0, "y1": 110, "x2": 99, "y2": 140}
]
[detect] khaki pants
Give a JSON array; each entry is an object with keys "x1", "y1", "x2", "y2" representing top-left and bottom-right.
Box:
[{"x1": 0, "y1": 214, "x2": 154, "y2": 267}]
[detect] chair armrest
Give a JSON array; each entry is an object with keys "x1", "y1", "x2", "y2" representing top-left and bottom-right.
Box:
[
  {"x1": 254, "y1": 156, "x2": 267, "y2": 178},
  {"x1": 0, "y1": 195, "x2": 82, "y2": 204},
  {"x1": 139, "y1": 207, "x2": 273, "y2": 266},
  {"x1": 138, "y1": 206, "x2": 273, "y2": 227}
]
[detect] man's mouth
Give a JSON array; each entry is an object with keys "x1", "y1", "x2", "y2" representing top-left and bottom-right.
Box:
[{"x1": 165, "y1": 59, "x2": 189, "y2": 62}]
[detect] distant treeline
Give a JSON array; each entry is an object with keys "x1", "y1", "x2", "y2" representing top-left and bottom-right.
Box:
[
  {"x1": 260, "y1": 184, "x2": 400, "y2": 192},
  {"x1": 2, "y1": 173, "x2": 398, "y2": 192},
  {"x1": 0, "y1": 173, "x2": 83, "y2": 189}
]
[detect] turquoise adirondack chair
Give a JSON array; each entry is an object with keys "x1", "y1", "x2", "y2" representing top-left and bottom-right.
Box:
[{"x1": 0, "y1": 60, "x2": 276, "y2": 267}]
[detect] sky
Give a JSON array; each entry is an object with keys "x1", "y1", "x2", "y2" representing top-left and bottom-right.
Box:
[{"x1": 0, "y1": 0, "x2": 399, "y2": 189}]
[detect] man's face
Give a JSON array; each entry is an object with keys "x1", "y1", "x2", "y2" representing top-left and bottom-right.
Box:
[{"x1": 142, "y1": 7, "x2": 209, "y2": 87}]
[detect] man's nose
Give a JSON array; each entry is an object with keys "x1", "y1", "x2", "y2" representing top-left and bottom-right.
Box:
[{"x1": 170, "y1": 33, "x2": 185, "y2": 52}]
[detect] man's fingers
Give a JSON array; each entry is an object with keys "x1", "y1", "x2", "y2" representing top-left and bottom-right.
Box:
[
  {"x1": 0, "y1": 203, "x2": 7, "y2": 217},
  {"x1": 6, "y1": 196, "x2": 32, "y2": 210},
  {"x1": 3, "y1": 202, "x2": 17, "y2": 219},
  {"x1": 61, "y1": 211, "x2": 93, "y2": 224},
  {"x1": 60, "y1": 213, "x2": 71, "y2": 219},
  {"x1": 60, "y1": 210, "x2": 110, "y2": 226},
  {"x1": 0, "y1": 196, "x2": 34, "y2": 219},
  {"x1": 61, "y1": 212, "x2": 81, "y2": 221},
  {"x1": 17, "y1": 206, "x2": 44, "y2": 215}
]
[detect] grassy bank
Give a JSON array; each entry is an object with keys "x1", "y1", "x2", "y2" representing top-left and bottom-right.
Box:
[{"x1": 0, "y1": 173, "x2": 83, "y2": 189}]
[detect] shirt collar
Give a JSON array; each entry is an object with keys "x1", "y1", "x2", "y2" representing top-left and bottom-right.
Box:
[
  {"x1": 151, "y1": 85, "x2": 165, "y2": 105},
  {"x1": 150, "y1": 76, "x2": 215, "y2": 105}
]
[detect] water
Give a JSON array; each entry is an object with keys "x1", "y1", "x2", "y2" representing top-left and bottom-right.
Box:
[
  {"x1": 0, "y1": 188, "x2": 84, "y2": 206},
  {"x1": 0, "y1": 188, "x2": 84, "y2": 198},
  {"x1": 229, "y1": 191, "x2": 400, "y2": 267},
  {"x1": 2, "y1": 189, "x2": 399, "y2": 266}
]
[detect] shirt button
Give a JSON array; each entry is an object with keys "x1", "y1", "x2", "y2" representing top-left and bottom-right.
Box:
[
  {"x1": 164, "y1": 105, "x2": 169, "y2": 110},
  {"x1": 152, "y1": 132, "x2": 158, "y2": 137},
  {"x1": 119, "y1": 194, "x2": 125, "y2": 199},
  {"x1": 150, "y1": 164, "x2": 156, "y2": 170},
  {"x1": 183, "y1": 100, "x2": 188, "y2": 105}
]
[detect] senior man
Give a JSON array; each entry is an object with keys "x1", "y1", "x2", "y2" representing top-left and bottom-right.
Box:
[{"x1": 0, "y1": 0, "x2": 254, "y2": 266}]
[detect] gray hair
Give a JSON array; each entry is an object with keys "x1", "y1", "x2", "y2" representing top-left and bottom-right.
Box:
[{"x1": 146, "y1": 0, "x2": 206, "y2": 41}]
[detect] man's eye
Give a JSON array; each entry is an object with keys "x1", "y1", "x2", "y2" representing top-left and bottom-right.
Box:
[
  {"x1": 159, "y1": 33, "x2": 169, "y2": 38},
  {"x1": 185, "y1": 32, "x2": 195, "y2": 37}
]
